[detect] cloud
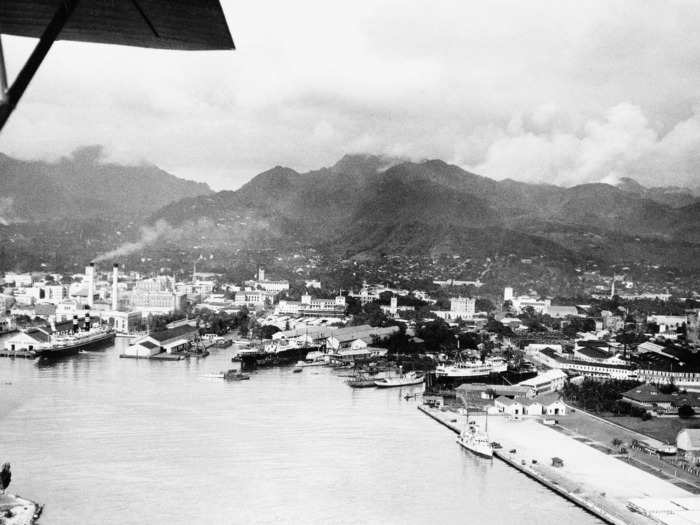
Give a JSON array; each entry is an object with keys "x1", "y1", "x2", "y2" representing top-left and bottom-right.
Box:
[
  {"x1": 1, "y1": 0, "x2": 700, "y2": 189},
  {"x1": 469, "y1": 103, "x2": 700, "y2": 188}
]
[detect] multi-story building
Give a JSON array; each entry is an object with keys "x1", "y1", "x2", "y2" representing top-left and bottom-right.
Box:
[
  {"x1": 234, "y1": 290, "x2": 276, "y2": 308},
  {"x1": 531, "y1": 348, "x2": 638, "y2": 381},
  {"x1": 434, "y1": 297, "x2": 476, "y2": 321},
  {"x1": 128, "y1": 291, "x2": 186, "y2": 315},
  {"x1": 134, "y1": 276, "x2": 174, "y2": 292}
]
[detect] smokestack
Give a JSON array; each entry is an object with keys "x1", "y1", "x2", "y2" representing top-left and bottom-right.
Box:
[
  {"x1": 112, "y1": 263, "x2": 119, "y2": 311},
  {"x1": 85, "y1": 262, "x2": 95, "y2": 308},
  {"x1": 84, "y1": 311, "x2": 90, "y2": 331},
  {"x1": 73, "y1": 315, "x2": 79, "y2": 333}
]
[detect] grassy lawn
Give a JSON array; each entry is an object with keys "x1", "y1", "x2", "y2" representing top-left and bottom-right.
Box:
[{"x1": 603, "y1": 415, "x2": 700, "y2": 445}]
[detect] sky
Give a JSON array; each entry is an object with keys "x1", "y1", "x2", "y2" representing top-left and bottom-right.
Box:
[{"x1": 2, "y1": 0, "x2": 700, "y2": 191}]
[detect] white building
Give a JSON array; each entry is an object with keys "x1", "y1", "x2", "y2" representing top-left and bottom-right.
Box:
[
  {"x1": 517, "y1": 369, "x2": 567, "y2": 395},
  {"x1": 234, "y1": 290, "x2": 276, "y2": 308},
  {"x1": 435, "y1": 297, "x2": 476, "y2": 321},
  {"x1": 125, "y1": 324, "x2": 199, "y2": 357},
  {"x1": 532, "y1": 348, "x2": 638, "y2": 381},
  {"x1": 511, "y1": 295, "x2": 551, "y2": 315},
  {"x1": 495, "y1": 393, "x2": 567, "y2": 417},
  {"x1": 4, "y1": 328, "x2": 51, "y2": 353},
  {"x1": 648, "y1": 315, "x2": 688, "y2": 333},
  {"x1": 101, "y1": 310, "x2": 142, "y2": 335},
  {"x1": 3, "y1": 272, "x2": 33, "y2": 286},
  {"x1": 128, "y1": 291, "x2": 187, "y2": 315},
  {"x1": 504, "y1": 287, "x2": 514, "y2": 303}
]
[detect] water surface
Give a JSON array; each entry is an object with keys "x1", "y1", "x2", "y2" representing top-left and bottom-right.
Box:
[{"x1": 0, "y1": 337, "x2": 601, "y2": 524}]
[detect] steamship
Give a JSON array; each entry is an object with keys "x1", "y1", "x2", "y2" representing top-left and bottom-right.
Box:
[
  {"x1": 427, "y1": 357, "x2": 537, "y2": 388},
  {"x1": 34, "y1": 313, "x2": 115, "y2": 359},
  {"x1": 239, "y1": 337, "x2": 322, "y2": 369}
]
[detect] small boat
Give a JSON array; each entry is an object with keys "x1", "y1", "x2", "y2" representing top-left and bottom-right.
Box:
[
  {"x1": 374, "y1": 371, "x2": 424, "y2": 388},
  {"x1": 201, "y1": 372, "x2": 225, "y2": 379},
  {"x1": 223, "y1": 369, "x2": 250, "y2": 381},
  {"x1": 293, "y1": 361, "x2": 304, "y2": 373},
  {"x1": 346, "y1": 374, "x2": 376, "y2": 388}
]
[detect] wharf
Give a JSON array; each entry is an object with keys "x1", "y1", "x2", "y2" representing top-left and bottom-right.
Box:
[
  {"x1": 418, "y1": 405, "x2": 690, "y2": 525},
  {"x1": 0, "y1": 493, "x2": 43, "y2": 524},
  {"x1": 120, "y1": 350, "x2": 209, "y2": 361},
  {"x1": 0, "y1": 350, "x2": 35, "y2": 359}
]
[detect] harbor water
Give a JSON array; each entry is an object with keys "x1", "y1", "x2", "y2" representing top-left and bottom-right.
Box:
[{"x1": 0, "y1": 337, "x2": 602, "y2": 524}]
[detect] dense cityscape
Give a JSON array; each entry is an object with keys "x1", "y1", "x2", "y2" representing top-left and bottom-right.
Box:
[{"x1": 3, "y1": 0, "x2": 700, "y2": 524}]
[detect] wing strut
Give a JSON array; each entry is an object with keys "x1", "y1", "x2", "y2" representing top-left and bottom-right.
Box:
[{"x1": 0, "y1": 0, "x2": 81, "y2": 132}]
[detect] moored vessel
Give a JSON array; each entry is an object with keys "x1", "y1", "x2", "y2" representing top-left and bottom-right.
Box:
[
  {"x1": 456, "y1": 409, "x2": 493, "y2": 458},
  {"x1": 374, "y1": 370, "x2": 424, "y2": 388},
  {"x1": 346, "y1": 372, "x2": 377, "y2": 388},
  {"x1": 34, "y1": 327, "x2": 115, "y2": 358},
  {"x1": 223, "y1": 369, "x2": 250, "y2": 381}
]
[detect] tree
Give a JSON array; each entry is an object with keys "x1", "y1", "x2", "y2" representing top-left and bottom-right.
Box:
[
  {"x1": 679, "y1": 405, "x2": 696, "y2": 419},
  {"x1": 260, "y1": 325, "x2": 281, "y2": 339}
]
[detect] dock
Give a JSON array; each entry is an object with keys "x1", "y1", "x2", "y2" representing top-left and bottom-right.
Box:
[
  {"x1": 418, "y1": 404, "x2": 689, "y2": 525},
  {"x1": 0, "y1": 349, "x2": 36, "y2": 359},
  {"x1": 119, "y1": 350, "x2": 209, "y2": 361}
]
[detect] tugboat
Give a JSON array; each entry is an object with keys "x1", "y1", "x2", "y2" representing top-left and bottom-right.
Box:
[{"x1": 456, "y1": 409, "x2": 493, "y2": 458}]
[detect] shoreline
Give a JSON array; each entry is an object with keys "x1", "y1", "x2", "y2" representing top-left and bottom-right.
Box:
[{"x1": 417, "y1": 404, "x2": 687, "y2": 525}]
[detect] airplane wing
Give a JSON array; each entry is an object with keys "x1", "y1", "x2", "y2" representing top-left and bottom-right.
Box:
[
  {"x1": 1, "y1": 0, "x2": 234, "y2": 50},
  {"x1": 0, "y1": 0, "x2": 234, "y2": 131}
]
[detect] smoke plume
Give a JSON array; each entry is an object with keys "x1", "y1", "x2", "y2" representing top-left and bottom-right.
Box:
[{"x1": 93, "y1": 219, "x2": 174, "y2": 262}]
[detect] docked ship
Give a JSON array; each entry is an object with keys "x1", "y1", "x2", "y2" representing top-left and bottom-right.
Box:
[
  {"x1": 430, "y1": 357, "x2": 536, "y2": 388},
  {"x1": 239, "y1": 337, "x2": 322, "y2": 369},
  {"x1": 34, "y1": 325, "x2": 115, "y2": 359},
  {"x1": 346, "y1": 372, "x2": 377, "y2": 388},
  {"x1": 4, "y1": 313, "x2": 115, "y2": 359},
  {"x1": 456, "y1": 424, "x2": 493, "y2": 458},
  {"x1": 456, "y1": 409, "x2": 493, "y2": 458},
  {"x1": 374, "y1": 371, "x2": 425, "y2": 388}
]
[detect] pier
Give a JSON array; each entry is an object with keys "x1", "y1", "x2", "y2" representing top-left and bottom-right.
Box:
[
  {"x1": 0, "y1": 350, "x2": 35, "y2": 359},
  {"x1": 418, "y1": 404, "x2": 690, "y2": 525}
]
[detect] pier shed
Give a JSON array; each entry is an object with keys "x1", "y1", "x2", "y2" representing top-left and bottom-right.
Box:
[
  {"x1": 126, "y1": 325, "x2": 198, "y2": 357},
  {"x1": 677, "y1": 429, "x2": 700, "y2": 463}
]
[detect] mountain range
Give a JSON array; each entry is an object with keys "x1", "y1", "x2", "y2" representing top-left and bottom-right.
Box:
[
  {"x1": 0, "y1": 146, "x2": 212, "y2": 224},
  {"x1": 0, "y1": 150, "x2": 698, "y2": 273},
  {"x1": 151, "y1": 154, "x2": 699, "y2": 267}
]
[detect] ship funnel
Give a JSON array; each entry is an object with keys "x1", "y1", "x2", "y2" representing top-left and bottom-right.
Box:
[
  {"x1": 112, "y1": 263, "x2": 119, "y2": 311},
  {"x1": 72, "y1": 315, "x2": 79, "y2": 333},
  {"x1": 84, "y1": 311, "x2": 91, "y2": 331}
]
